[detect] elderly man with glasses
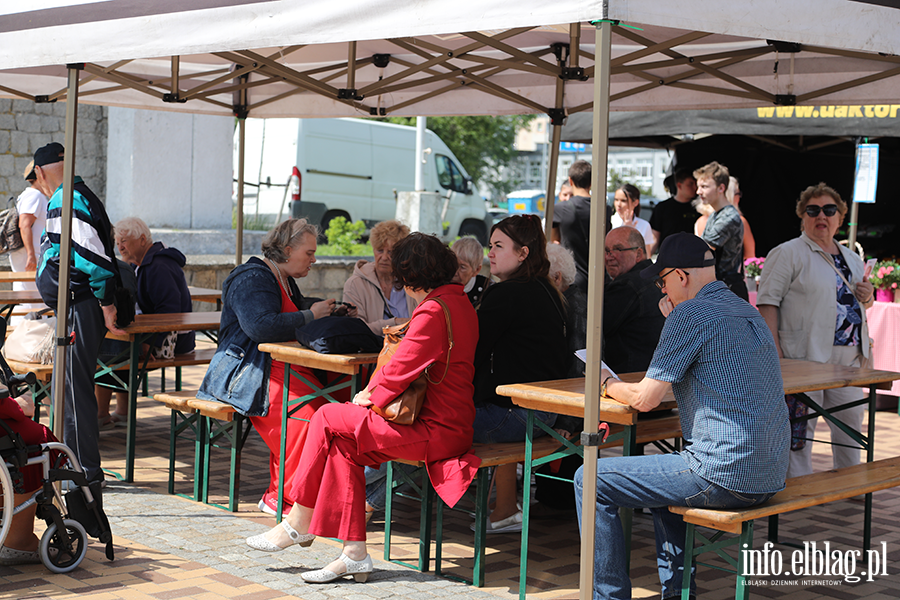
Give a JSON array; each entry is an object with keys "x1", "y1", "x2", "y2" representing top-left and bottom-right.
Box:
[
  {"x1": 602, "y1": 226, "x2": 665, "y2": 375},
  {"x1": 576, "y1": 232, "x2": 790, "y2": 600}
]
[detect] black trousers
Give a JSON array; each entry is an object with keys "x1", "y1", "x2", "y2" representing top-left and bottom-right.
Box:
[{"x1": 63, "y1": 299, "x2": 107, "y2": 482}]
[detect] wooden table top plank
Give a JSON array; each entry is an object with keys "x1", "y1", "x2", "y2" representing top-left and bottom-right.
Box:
[
  {"x1": 497, "y1": 359, "x2": 900, "y2": 422},
  {"x1": 0, "y1": 287, "x2": 221, "y2": 306},
  {"x1": 259, "y1": 341, "x2": 380, "y2": 376},
  {"x1": 0, "y1": 271, "x2": 36, "y2": 282},
  {"x1": 107, "y1": 311, "x2": 222, "y2": 340},
  {"x1": 187, "y1": 286, "x2": 221, "y2": 303}
]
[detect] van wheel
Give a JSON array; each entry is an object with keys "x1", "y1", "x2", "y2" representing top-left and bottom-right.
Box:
[
  {"x1": 459, "y1": 221, "x2": 487, "y2": 246},
  {"x1": 319, "y1": 211, "x2": 351, "y2": 244}
]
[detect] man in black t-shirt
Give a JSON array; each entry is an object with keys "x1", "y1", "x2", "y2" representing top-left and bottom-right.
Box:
[
  {"x1": 552, "y1": 160, "x2": 612, "y2": 293},
  {"x1": 649, "y1": 167, "x2": 698, "y2": 253}
]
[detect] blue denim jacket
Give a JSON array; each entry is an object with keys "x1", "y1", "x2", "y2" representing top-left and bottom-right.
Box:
[{"x1": 197, "y1": 257, "x2": 317, "y2": 416}]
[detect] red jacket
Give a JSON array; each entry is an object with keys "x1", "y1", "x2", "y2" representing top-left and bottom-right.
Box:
[{"x1": 362, "y1": 283, "x2": 481, "y2": 507}]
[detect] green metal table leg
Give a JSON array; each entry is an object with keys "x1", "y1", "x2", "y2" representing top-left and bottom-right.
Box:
[
  {"x1": 124, "y1": 337, "x2": 141, "y2": 482},
  {"x1": 276, "y1": 361, "x2": 290, "y2": 522},
  {"x1": 621, "y1": 422, "x2": 637, "y2": 571},
  {"x1": 518, "y1": 409, "x2": 536, "y2": 600}
]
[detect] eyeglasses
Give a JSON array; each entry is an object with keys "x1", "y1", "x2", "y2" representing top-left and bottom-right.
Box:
[
  {"x1": 654, "y1": 268, "x2": 688, "y2": 290},
  {"x1": 805, "y1": 204, "x2": 838, "y2": 217},
  {"x1": 605, "y1": 246, "x2": 640, "y2": 255}
]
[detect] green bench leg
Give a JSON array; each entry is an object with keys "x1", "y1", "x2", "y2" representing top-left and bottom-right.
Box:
[
  {"x1": 418, "y1": 470, "x2": 433, "y2": 572},
  {"x1": 202, "y1": 415, "x2": 250, "y2": 512},
  {"x1": 472, "y1": 467, "x2": 490, "y2": 587},
  {"x1": 384, "y1": 460, "x2": 395, "y2": 563}
]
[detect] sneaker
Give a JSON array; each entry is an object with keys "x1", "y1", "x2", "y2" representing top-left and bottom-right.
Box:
[
  {"x1": 469, "y1": 510, "x2": 523, "y2": 534},
  {"x1": 258, "y1": 493, "x2": 293, "y2": 516}
]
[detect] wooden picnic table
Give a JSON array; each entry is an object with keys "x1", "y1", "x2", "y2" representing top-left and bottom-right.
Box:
[
  {"x1": 496, "y1": 358, "x2": 900, "y2": 600},
  {"x1": 0, "y1": 270, "x2": 36, "y2": 282},
  {"x1": 110, "y1": 311, "x2": 222, "y2": 482},
  {"x1": 258, "y1": 341, "x2": 380, "y2": 518},
  {"x1": 0, "y1": 286, "x2": 221, "y2": 321}
]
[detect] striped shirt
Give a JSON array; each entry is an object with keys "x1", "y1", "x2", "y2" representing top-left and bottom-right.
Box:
[
  {"x1": 646, "y1": 281, "x2": 790, "y2": 494},
  {"x1": 38, "y1": 177, "x2": 117, "y2": 307}
]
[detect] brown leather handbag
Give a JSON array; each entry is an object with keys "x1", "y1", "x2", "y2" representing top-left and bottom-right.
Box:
[{"x1": 371, "y1": 297, "x2": 453, "y2": 425}]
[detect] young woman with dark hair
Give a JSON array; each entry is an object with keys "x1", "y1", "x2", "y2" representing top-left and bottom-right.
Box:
[{"x1": 471, "y1": 215, "x2": 569, "y2": 533}]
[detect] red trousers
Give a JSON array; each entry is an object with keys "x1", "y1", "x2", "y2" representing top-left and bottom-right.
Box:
[
  {"x1": 251, "y1": 362, "x2": 348, "y2": 504},
  {"x1": 289, "y1": 402, "x2": 428, "y2": 542}
]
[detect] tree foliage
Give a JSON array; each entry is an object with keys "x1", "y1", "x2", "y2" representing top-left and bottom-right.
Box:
[{"x1": 379, "y1": 115, "x2": 535, "y2": 196}]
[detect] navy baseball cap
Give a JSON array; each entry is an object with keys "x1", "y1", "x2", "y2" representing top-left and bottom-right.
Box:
[
  {"x1": 33, "y1": 142, "x2": 65, "y2": 167},
  {"x1": 641, "y1": 232, "x2": 716, "y2": 279}
]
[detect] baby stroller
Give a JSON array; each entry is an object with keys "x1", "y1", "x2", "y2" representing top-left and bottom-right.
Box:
[{"x1": 0, "y1": 318, "x2": 113, "y2": 573}]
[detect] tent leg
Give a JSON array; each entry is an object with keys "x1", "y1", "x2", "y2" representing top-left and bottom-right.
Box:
[
  {"x1": 236, "y1": 117, "x2": 246, "y2": 266},
  {"x1": 579, "y1": 20, "x2": 613, "y2": 600},
  {"x1": 51, "y1": 65, "x2": 81, "y2": 441}
]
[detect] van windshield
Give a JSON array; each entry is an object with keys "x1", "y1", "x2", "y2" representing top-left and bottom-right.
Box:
[{"x1": 436, "y1": 155, "x2": 467, "y2": 193}]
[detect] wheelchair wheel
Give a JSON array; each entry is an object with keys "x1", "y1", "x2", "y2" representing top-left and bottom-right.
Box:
[
  {"x1": 39, "y1": 518, "x2": 88, "y2": 574},
  {"x1": 0, "y1": 460, "x2": 13, "y2": 549}
]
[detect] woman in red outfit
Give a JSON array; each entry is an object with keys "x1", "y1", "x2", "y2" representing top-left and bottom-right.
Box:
[
  {"x1": 246, "y1": 233, "x2": 480, "y2": 584},
  {"x1": 0, "y1": 396, "x2": 59, "y2": 565}
]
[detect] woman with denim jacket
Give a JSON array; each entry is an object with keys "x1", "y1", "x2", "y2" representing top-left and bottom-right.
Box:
[{"x1": 197, "y1": 218, "x2": 351, "y2": 515}]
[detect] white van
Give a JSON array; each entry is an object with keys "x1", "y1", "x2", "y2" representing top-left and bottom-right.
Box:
[{"x1": 236, "y1": 118, "x2": 491, "y2": 243}]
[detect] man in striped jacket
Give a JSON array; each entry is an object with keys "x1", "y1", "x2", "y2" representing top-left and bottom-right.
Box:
[{"x1": 34, "y1": 142, "x2": 126, "y2": 485}]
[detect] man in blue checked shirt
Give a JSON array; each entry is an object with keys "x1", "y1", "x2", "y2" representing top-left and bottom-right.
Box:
[{"x1": 575, "y1": 233, "x2": 790, "y2": 600}]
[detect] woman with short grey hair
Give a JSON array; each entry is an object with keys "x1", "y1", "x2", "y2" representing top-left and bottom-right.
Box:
[
  {"x1": 199, "y1": 218, "x2": 355, "y2": 516},
  {"x1": 451, "y1": 236, "x2": 491, "y2": 306}
]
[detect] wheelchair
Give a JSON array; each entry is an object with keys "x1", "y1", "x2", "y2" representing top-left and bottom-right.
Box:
[{"x1": 0, "y1": 318, "x2": 113, "y2": 573}]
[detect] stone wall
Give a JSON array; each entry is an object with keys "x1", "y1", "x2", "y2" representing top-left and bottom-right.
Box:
[{"x1": 0, "y1": 98, "x2": 107, "y2": 202}]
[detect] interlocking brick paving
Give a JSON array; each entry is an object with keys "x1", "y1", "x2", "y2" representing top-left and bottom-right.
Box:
[{"x1": 5, "y1": 354, "x2": 900, "y2": 600}]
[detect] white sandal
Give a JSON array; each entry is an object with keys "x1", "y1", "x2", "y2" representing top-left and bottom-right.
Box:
[
  {"x1": 301, "y1": 553, "x2": 374, "y2": 583},
  {"x1": 246, "y1": 520, "x2": 314, "y2": 552}
]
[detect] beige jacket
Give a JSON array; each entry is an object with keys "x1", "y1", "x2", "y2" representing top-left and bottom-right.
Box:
[
  {"x1": 757, "y1": 232, "x2": 869, "y2": 363},
  {"x1": 342, "y1": 259, "x2": 418, "y2": 335}
]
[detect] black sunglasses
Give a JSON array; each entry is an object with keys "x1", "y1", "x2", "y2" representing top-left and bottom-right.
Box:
[
  {"x1": 805, "y1": 204, "x2": 838, "y2": 217},
  {"x1": 654, "y1": 268, "x2": 688, "y2": 290}
]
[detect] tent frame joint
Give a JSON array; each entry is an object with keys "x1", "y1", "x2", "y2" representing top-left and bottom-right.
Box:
[
  {"x1": 35, "y1": 95, "x2": 56, "y2": 104},
  {"x1": 162, "y1": 93, "x2": 186, "y2": 104},
  {"x1": 337, "y1": 88, "x2": 364, "y2": 100},
  {"x1": 548, "y1": 107, "x2": 567, "y2": 126},
  {"x1": 767, "y1": 40, "x2": 802, "y2": 53},
  {"x1": 775, "y1": 94, "x2": 797, "y2": 106}
]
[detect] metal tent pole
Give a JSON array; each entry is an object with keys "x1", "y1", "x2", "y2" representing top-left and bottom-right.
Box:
[
  {"x1": 579, "y1": 19, "x2": 612, "y2": 600},
  {"x1": 236, "y1": 117, "x2": 246, "y2": 266},
  {"x1": 51, "y1": 65, "x2": 81, "y2": 440}
]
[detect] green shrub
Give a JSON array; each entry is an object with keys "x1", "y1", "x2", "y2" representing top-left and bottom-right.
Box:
[{"x1": 324, "y1": 217, "x2": 367, "y2": 256}]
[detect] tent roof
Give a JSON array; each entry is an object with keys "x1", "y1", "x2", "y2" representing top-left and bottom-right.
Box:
[{"x1": 2, "y1": 1, "x2": 899, "y2": 118}]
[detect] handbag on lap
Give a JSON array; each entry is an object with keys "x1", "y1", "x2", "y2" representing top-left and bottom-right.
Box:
[{"x1": 370, "y1": 298, "x2": 452, "y2": 425}]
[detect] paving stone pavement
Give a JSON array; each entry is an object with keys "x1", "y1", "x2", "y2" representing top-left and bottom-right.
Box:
[{"x1": 4, "y1": 355, "x2": 900, "y2": 599}]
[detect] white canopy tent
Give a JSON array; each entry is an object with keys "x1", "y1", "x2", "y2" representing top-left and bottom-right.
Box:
[{"x1": 3, "y1": 2, "x2": 899, "y2": 598}]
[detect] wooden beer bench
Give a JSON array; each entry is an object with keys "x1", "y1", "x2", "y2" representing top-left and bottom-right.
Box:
[
  {"x1": 670, "y1": 456, "x2": 900, "y2": 600},
  {"x1": 385, "y1": 413, "x2": 683, "y2": 586},
  {"x1": 153, "y1": 390, "x2": 251, "y2": 512}
]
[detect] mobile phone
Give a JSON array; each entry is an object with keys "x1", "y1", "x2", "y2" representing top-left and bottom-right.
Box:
[{"x1": 864, "y1": 258, "x2": 877, "y2": 280}]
